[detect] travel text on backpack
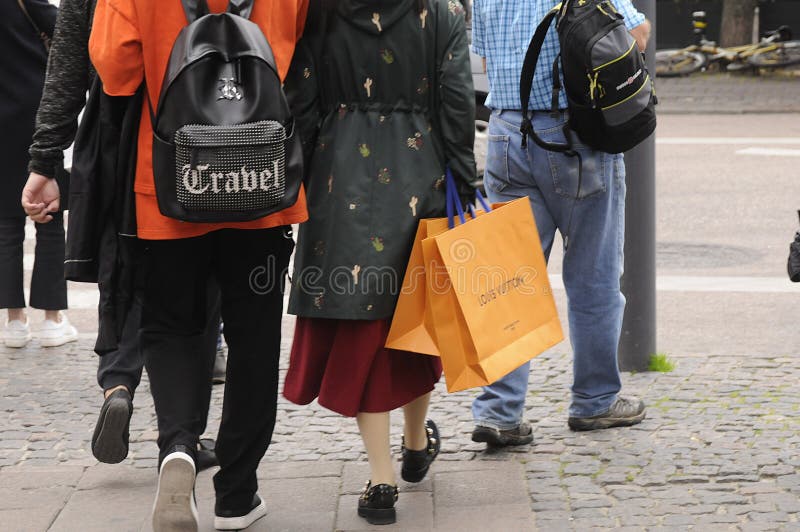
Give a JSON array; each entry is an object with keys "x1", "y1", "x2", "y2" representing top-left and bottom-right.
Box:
[
  {"x1": 150, "y1": 0, "x2": 302, "y2": 223},
  {"x1": 519, "y1": 0, "x2": 656, "y2": 155}
]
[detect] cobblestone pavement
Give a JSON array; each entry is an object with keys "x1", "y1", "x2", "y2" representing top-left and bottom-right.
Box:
[{"x1": 2, "y1": 328, "x2": 799, "y2": 530}]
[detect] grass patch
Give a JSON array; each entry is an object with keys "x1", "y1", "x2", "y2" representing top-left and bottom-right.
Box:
[{"x1": 648, "y1": 353, "x2": 676, "y2": 373}]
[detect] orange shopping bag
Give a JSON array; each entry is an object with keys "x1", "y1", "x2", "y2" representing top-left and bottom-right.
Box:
[
  {"x1": 385, "y1": 217, "x2": 449, "y2": 356},
  {"x1": 419, "y1": 173, "x2": 563, "y2": 392},
  {"x1": 386, "y1": 201, "x2": 490, "y2": 356}
]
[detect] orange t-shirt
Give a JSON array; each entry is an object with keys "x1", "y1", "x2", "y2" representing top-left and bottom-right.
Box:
[{"x1": 89, "y1": 0, "x2": 309, "y2": 240}]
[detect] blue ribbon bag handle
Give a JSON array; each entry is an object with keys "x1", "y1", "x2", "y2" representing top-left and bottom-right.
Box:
[{"x1": 446, "y1": 168, "x2": 491, "y2": 229}]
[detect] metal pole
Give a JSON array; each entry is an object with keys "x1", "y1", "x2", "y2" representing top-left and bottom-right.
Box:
[{"x1": 619, "y1": 0, "x2": 657, "y2": 372}]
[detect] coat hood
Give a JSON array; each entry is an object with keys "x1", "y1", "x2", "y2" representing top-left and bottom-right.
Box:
[{"x1": 337, "y1": 0, "x2": 417, "y2": 35}]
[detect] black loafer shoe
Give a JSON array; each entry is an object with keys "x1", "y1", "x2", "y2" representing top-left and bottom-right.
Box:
[
  {"x1": 357, "y1": 482, "x2": 398, "y2": 525},
  {"x1": 91, "y1": 388, "x2": 133, "y2": 464},
  {"x1": 568, "y1": 395, "x2": 646, "y2": 432},
  {"x1": 471, "y1": 422, "x2": 533, "y2": 447},
  {"x1": 401, "y1": 419, "x2": 440, "y2": 483},
  {"x1": 214, "y1": 494, "x2": 266, "y2": 531},
  {"x1": 196, "y1": 438, "x2": 219, "y2": 472}
]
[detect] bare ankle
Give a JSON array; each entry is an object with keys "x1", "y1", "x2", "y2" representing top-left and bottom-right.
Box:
[
  {"x1": 404, "y1": 423, "x2": 429, "y2": 451},
  {"x1": 370, "y1": 474, "x2": 396, "y2": 487},
  {"x1": 7, "y1": 309, "x2": 26, "y2": 323}
]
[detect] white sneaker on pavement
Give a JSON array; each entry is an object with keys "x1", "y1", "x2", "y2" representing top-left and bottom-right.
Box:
[
  {"x1": 153, "y1": 449, "x2": 198, "y2": 532},
  {"x1": 3, "y1": 319, "x2": 32, "y2": 348},
  {"x1": 38, "y1": 312, "x2": 78, "y2": 347}
]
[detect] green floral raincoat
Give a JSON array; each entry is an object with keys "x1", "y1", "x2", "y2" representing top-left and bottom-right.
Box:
[{"x1": 285, "y1": 0, "x2": 476, "y2": 320}]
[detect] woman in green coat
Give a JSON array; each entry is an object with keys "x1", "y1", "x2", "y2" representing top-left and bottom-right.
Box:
[{"x1": 283, "y1": 0, "x2": 475, "y2": 524}]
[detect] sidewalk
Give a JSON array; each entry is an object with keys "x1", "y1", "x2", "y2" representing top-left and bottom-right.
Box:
[
  {"x1": 3, "y1": 109, "x2": 800, "y2": 530},
  {"x1": 655, "y1": 72, "x2": 800, "y2": 114},
  {"x1": 2, "y1": 331, "x2": 799, "y2": 531}
]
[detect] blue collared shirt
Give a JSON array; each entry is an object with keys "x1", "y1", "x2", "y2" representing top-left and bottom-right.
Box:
[{"x1": 472, "y1": 0, "x2": 646, "y2": 111}]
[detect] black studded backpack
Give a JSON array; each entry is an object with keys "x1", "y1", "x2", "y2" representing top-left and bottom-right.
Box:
[{"x1": 150, "y1": 0, "x2": 302, "y2": 222}]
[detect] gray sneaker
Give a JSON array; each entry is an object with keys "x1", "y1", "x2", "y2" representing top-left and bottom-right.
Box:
[
  {"x1": 471, "y1": 422, "x2": 533, "y2": 447},
  {"x1": 568, "y1": 395, "x2": 646, "y2": 432}
]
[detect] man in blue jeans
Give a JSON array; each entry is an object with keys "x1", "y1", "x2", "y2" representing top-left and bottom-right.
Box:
[{"x1": 470, "y1": 0, "x2": 652, "y2": 445}]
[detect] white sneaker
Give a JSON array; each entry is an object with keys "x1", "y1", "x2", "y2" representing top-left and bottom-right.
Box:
[
  {"x1": 153, "y1": 450, "x2": 198, "y2": 532},
  {"x1": 38, "y1": 312, "x2": 79, "y2": 347},
  {"x1": 214, "y1": 495, "x2": 267, "y2": 531},
  {"x1": 3, "y1": 319, "x2": 32, "y2": 348}
]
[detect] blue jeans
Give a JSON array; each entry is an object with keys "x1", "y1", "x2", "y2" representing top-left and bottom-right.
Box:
[{"x1": 472, "y1": 109, "x2": 626, "y2": 425}]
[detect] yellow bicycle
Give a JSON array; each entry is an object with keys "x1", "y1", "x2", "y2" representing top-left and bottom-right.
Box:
[{"x1": 656, "y1": 11, "x2": 800, "y2": 77}]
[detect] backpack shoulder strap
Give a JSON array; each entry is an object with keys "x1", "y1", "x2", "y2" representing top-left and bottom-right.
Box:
[
  {"x1": 519, "y1": 6, "x2": 559, "y2": 120},
  {"x1": 181, "y1": 0, "x2": 253, "y2": 21},
  {"x1": 227, "y1": 0, "x2": 254, "y2": 19},
  {"x1": 518, "y1": 3, "x2": 573, "y2": 153},
  {"x1": 181, "y1": 0, "x2": 209, "y2": 22}
]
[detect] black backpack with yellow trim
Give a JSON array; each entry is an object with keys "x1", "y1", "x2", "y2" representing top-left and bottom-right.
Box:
[{"x1": 519, "y1": 0, "x2": 656, "y2": 154}]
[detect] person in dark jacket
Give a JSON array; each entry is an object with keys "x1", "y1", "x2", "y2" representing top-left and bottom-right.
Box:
[
  {"x1": 283, "y1": 0, "x2": 476, "y2": 525},
  {"x1": 0, "y1": 0, "x2": 78, "y2": 348},
  {"x1": 20, "y1": 0, "x2": 221, "y2": 469}
]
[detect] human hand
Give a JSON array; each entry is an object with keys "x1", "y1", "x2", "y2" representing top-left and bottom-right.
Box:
[
  {"x1": 456, "y1": 178, "x2": 477, "y2": 210},
  {"x1": 630, "y1": 19, "x2": 651, "y2": 52},
  {"x1": 21, "y1": 172, "x2": 60, "y2": 223}
]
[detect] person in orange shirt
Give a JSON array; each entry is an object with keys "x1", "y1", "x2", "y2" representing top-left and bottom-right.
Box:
[{"x1": 87, "y1": 0, "x2": 308, "y2": 530}]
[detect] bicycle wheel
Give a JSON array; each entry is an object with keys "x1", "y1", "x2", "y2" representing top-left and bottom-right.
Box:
[
  {"x1": 748, "y1": 41, "x2": 800, "y2": 68},
  {"x1": 655, "y1": 50, "x2": 706, "y2": 77}
]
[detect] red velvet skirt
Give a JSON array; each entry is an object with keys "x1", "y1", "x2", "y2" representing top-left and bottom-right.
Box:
[{"x1": 283, "y1": 318, "x2": 442, "y2": 417}]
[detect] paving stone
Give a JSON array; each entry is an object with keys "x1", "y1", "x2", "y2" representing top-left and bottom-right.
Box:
[
  {"x1": 49, "y1": 485, "x2": 152, "y2": 531},
  {"x1": 663, "y1": 514, "x2": 697, "y2": 526},
  {"x1": 435, "y1": 465, "x2": 529, "y2": 507},
  {"x1": 257, "y1": 460, "x2": 342, "y2": 480},
  {"x1": 746, "y1": 511, "x2": 790, "y2": 523},
  {"x1": 0, "y1": 487, "x2": 72, "y2": 511},
  {"x1": 434, "y1": 503, "x2": 534, "y2": 531},
  {"x1": 0, "y1": 467, "x2": 85, "y2": 489},
  {"x1": 0, "y1": 508, "x2": 61, "y2": 532},
  {"x1": 758, "y1": 493, "x2": 800, "y2": 513},
  {"x1": 695, "y1": 513, "x2": 744, "y2": 524}
]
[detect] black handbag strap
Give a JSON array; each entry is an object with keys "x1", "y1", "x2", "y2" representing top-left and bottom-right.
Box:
[
  {"x1": 16, "y1": 0, "x2": 51, "y2": 51},
  {"x1": 518, "y1": 3, "x2": 573, "y2": 153},
  {"x1": 180, "y1": 0, "x2": 253, "y2": 23}
]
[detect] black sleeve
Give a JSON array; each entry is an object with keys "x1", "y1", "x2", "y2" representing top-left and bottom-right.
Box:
[
  {"x1": 436, "y1": 1, "x2": 477, "y2": 185},
  {"x1": 284, "y1": 14, "x2": 323, "y2": 182},
  {"x1": 28, "y1": 0, "x2": 93, "y2": 178},
  {"x1": 21, "y1": 0, "x2": 57, "y2": 37}
]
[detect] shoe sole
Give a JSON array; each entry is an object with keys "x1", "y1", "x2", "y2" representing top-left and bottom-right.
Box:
[
  {"x1": 471, "y1": 428, "x2": 533, "y2": 447},
  {"x1": 4, "y1": 336, "x2": 31, "y2": 348},
  {"x1": 568, "y1": 410, "x2": 647, "y2": 432},
  {"x1": 92, "y1": 396, "x2": 131, "y2": 464},
  {"x1": 358, "y1": 506, "x2": 396, "y2": 525},
  {"x1": 214, "y1": 498, "x2": 267, "y2": 530},
  {"x1": 153, "y1": 458, "x2": 198, "y2": 532},
  {"x1": 39, "y1": 332, "x2": 79, "y2": 347}
]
